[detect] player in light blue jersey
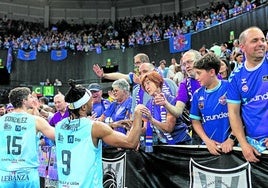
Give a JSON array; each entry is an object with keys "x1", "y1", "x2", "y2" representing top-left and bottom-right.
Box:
[
  {"x1": 227, "y1": 26, "x2": 268, "y2": 163},
  {"x1": 190, "y1": 53, "x2": 234, "y2": 155},
  {"x1": 55, "y1": 80, "x2": 143, "y2": 188},
  {"x1": 0, "y1": 87, "x2": 55, "y2": 187}
]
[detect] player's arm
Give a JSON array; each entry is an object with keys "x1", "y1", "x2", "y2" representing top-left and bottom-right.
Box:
[
  {"x1": 36, "y1": 116, "x2": 55, "y2": 140},
  {"x1": 92, "y1": 105, "x2": 143, "y2": 148}
]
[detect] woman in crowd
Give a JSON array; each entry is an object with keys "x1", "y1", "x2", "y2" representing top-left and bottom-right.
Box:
[
  {"x1": 139, "y1": 71, "x2": 191, "y2": 152},
  {"x1": 230, "y1": 52, "x2": 243, "y2": 71},
  {"x1": 98, "y1": 78, "x2": 132, "y2": 135},
  {"x1": 219, "y1": 57, "x2": 231, "y2": 80}
]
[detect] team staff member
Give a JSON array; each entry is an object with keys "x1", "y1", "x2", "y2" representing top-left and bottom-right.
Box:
[{"x1": 0, "y1": 87, "x2": 55, "y2": 187}]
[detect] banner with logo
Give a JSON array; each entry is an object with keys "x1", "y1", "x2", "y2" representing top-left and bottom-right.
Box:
[
  {"x1": 51, "y1": 49, "x2": 67, "y2": 61},
  {"x1": 169, "y1": 33, "x2": 191, "y2": 53},
  {"x1": 190, "y1": 158, "x2": 251, "y2": 188},
  {"x1": 17, "y1": 49, "x2": 37, "y2": 61},
  {"x1": 103, "y1": 146, "x2": 268, "y2": 188},
  {"x1": 103, "y1": 150, "x2": 126, "y2": 188}
]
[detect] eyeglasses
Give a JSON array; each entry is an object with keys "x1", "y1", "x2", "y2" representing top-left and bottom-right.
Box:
[{"x1": 181, "y1": 60, "x2": 194, "y2": 67}]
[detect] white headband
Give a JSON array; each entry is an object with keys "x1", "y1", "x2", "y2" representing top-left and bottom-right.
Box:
[{"x1": 68, "y1": 89, "x2": 92, "y2": 110}]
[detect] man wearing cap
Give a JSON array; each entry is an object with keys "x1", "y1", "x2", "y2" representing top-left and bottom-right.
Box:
[
  {"x1": 5, "y1": 103, "x2": 14, "y2": 113},
  {"x1": 55, "y1": 80, "x2": 144, "y2": 187},
  {"x1": 88, "y1": 83, "x2": 111, "y2": 118}
]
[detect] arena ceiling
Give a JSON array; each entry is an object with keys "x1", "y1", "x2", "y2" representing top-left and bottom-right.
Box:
[{"x1": 3, "y1": 0, "x2": 175, "y2": 9}]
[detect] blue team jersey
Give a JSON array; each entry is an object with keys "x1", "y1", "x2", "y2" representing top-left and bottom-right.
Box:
[
  {"x1": 227, "y1": 57, "x2": 268, "y2": 140},
  {"x1": 56, "y1": 117, "x2": 103, "y2": 188},
  {"x1": 190, "y1": 80, "x2": 230, "y2": 143}
]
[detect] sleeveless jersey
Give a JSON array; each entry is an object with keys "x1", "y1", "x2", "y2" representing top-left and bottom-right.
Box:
[
  {"x1": 56, "y1": 117, "x2": 103, "y2": 188},
  {"x1": 0, "y1": 112, "x2": 40, "y2": 187},
  {"x1": 0, "y1": 112, "x2": 39, "y2": 171}
]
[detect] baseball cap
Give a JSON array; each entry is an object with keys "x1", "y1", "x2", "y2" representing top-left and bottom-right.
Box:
[
  {"x1": 88, "y1": 83, "x2": 102, "y2": 91},
  {"x1": 6, "y1": 103, "x2": 14, "y2": 110}
]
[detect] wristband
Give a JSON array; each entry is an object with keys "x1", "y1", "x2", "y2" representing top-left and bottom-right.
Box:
[{"x1": 228, "y1": 134, "x2": 236, "y2": 141}]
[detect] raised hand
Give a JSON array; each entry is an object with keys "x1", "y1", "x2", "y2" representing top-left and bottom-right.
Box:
[{"x1": 93, "y1": 64, "x2": 104, "y2": 78}]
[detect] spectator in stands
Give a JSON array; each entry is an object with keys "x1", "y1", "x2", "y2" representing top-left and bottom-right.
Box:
[
  {"x1": 173, "y1": 64, "x2": 184, "y2": 86},
  {"x1": 98, "y1": 79, "x2": 132, "y2": 136},
  {"x1": 210, "y1": 43, "x2": 221, "y2": 57},
  {"x1": 230, "y1": 51, "x2": 243, "y2": 71},
  {"x1": 157, "y1": 59, "x2": 168, "y2": 78},
  {"x1": 54, "y1": 78, "x2": 62, "y2": 86},
  {"x1": 190, "y1": 53, "x2": 234, "y2": 155},
  {"x1": 227, "y1": 26, "x2": 268, "y2": 163},
  {"x1": 88, "y1": 83, "x2": 111, "y2": 118},
  {"x1": 55, "y1": 80, "x2": 143, "y2": 188},
  {"x1": 220, "y1": 43, "x2": 231, "y2": 61},
  {"x1": 93, "y1": 53, "x2": 150, "y2": 85},
  {"x1": 139, "y1": 71, "x2": 191, "y2": 152},
  {"x1": 166, "y1": 58, "x2": 177, "y2": 80},
  {"x1": 5, "y1": 103, "x2": 14, "y2": 113},
  {"x1": 0, "y1": 104, "x2": 6, "y2": 116},
  {"x1": 154, "y1": 49, "x2": 203, "y2": 144},
  {"x1": 44, "y1": 78, "x2": 52, "y2": 86},
  {"x1": 219, "y1": 57, "x2": 231, "y2": 80},
  {"x1": 131, "y1": 62, "x2": 178, "y2": 115},
  {"x1": 232, "y1": 39, "x2": 241, "y2": 55},
  {"x1": 199, "y1": 45, "x2": 209, "y2": 56},
  {"x1": 195, "y1": 17, "x2": 205, "y2": 31},
  {"x1": 0, "y1": 0, "x2": 265, "y2": 55},
  {"x1": 232, "y1": 3, "x2": 243, "y2": 17}
]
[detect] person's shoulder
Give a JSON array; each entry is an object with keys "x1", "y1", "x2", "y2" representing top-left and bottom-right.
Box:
[
  {"x1": 264, "y1": 57, "x2": 268, "y2": 64},
  {"x1": 164, "y1": 78, "x2": 177, "y2": 87},
  {"x1": 220, "y1": 80, "x2": 230, "y2": 89},
  {"x1": 194, "y1": 86, "x2": 204, "y2": 95}
]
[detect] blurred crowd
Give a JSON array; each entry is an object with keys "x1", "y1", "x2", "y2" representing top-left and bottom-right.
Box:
[{"x1": 0, "y1": 0, "x2": 264, "y2": 53}]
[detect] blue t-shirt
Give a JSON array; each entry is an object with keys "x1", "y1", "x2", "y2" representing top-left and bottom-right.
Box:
[
  {"x1": 190, "y1": 80, "x2": 230, "y2": 143},
  {"x1": 227, "y1": 58, "x2": 268, "y2": 140}
]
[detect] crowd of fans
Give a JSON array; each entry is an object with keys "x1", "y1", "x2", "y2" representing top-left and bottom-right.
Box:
[{"x1": 0, "y1": 0, "x2": 264, "y2": 53}]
